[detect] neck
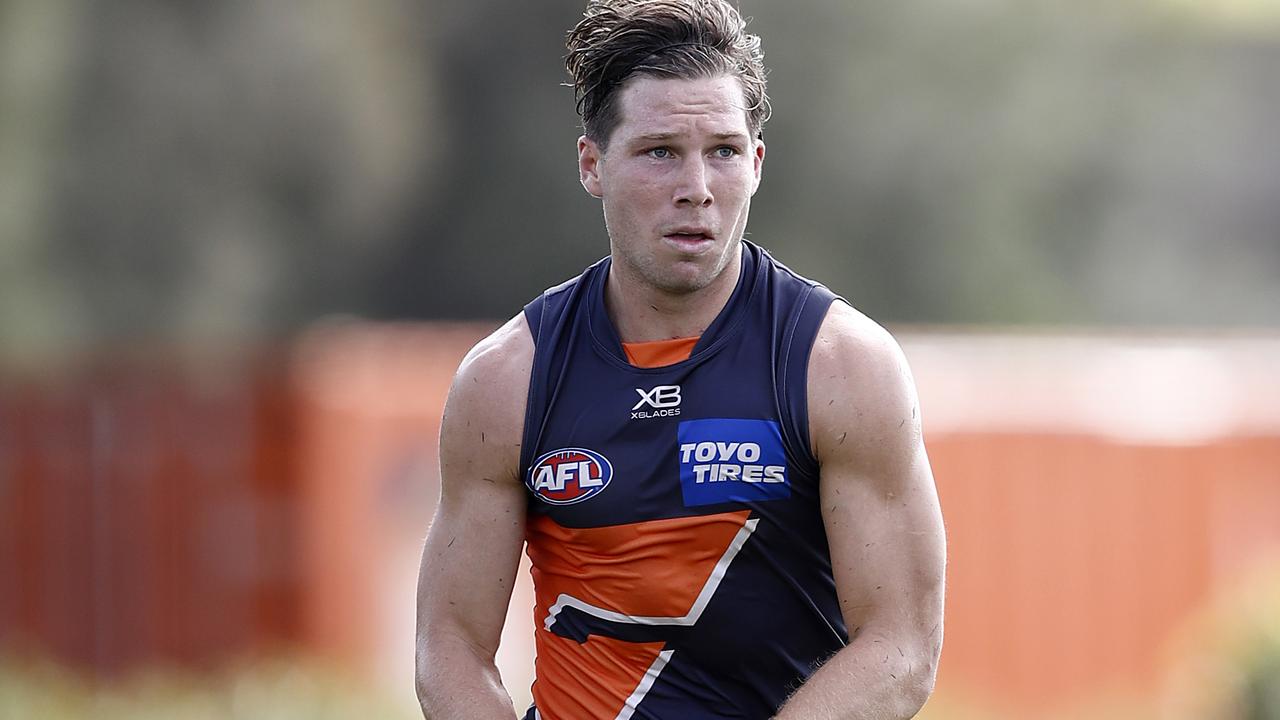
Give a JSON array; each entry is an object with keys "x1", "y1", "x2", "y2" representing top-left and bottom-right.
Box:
[{"x1": 604, "y1": 246, "x2": 743, "y2": 343}]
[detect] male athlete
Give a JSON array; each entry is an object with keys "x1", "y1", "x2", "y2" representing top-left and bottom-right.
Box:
[{"x1": 416, "y1": 1, "x2": 946, "y2": 718}]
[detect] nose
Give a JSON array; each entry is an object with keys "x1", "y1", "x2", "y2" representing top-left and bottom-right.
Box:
[{"x1": 673, "y1": 157, "x2": 713, "y2": 207}]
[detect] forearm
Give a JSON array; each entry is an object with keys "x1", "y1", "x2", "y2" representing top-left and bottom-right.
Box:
[
  {"x1": 773, "y1": 634, "x2": 936, "y2": 720},
  {"x1": 416, "y1": 631, "x2": 519, "y2": 720}
]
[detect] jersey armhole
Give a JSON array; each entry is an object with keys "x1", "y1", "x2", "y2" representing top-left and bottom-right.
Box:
[
  {"x1": 519, "y1": 296, "x2": 548, "y2": 480},
  {"x1": 776, "y1": 284, "x2": 839, "y2": 477}
]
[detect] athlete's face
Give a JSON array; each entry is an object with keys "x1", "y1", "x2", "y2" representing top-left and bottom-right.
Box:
[{"x1": 578, "y1": 74, "x2": 765, "y2": 295}]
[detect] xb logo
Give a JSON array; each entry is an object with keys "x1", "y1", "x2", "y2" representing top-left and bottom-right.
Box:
[
  {"x1": 631, "y1": 384, "x2": 682, "y2": 419},
  {"x1": 633, "y1": 385, "x2": 681, "y2": 410}
]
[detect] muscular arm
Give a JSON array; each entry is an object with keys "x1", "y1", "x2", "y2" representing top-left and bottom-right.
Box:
[
  {"x1": 415, "y1": 315, "x2": 533, "y2": 720},
  {"x1": 774, "y1": 303, "x2": 946, "y2": 720}
]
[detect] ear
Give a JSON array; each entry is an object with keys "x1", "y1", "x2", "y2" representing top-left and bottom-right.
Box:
[
  {"x1": 750, "y1": 137, "x2": 766, "y2": 195},
  {"x1": 578, "y1": 135, "x2": 604, "y2": 198}
]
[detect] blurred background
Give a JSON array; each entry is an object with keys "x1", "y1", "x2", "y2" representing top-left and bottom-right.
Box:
[{"x1": 2, "y1": 0, "x2": 1279, "y2": 718}]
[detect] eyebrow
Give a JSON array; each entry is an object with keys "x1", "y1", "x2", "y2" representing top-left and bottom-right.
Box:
[{"x1": 634, "y1": 131, "x2": 749, "y2": 141}]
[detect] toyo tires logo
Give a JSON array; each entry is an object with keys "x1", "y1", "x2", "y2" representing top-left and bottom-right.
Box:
[{"x1": 527, "y1": 447, "x2": 613, "y2": 505}]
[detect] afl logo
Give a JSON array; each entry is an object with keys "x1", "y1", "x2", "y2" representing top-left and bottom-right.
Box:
[{"x1": 528, "y1": 447, "x2": 613, "y2": 505}]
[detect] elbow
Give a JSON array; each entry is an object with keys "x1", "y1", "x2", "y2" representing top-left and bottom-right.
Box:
[
  {"x1": 415, "y1": 623, "x2": 452, "y2": 710},
  {"x1": 415, "y1": 627, "x2": 504, "y2": 716},
  {"x1": 415, "y1": 633, "x2": 450, "y2": 716},
  {"x1": 901, "y1": 670, "x2": 936, "y2": 717},
  {"x1": 898, "y1": 646, "x2": 940, "y2": 717},
  {"x1": 415, "y1": 648, "x2": 453, "y2": 719},
  {"x1": 414, "y1": 642, "x2": 433, "y2": 712},
  {"x1": 899, "y1": 609, "x2": 944, "y2": 716},
  {"x1": 415, "y1": 679, "x2": 431, "y2": 716}
]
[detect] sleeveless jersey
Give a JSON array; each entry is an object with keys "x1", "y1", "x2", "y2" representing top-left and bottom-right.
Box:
[{"x1": 519, "y1": 241, "x2": 845, "y2": 720}]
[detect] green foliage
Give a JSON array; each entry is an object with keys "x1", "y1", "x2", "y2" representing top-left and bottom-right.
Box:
[
  {"x1": 1165, "y1": 566, "x2": 1280, "y2": 720},
  {"x1": 2, "y1": 0, "x2": 1280, "y2": 363},
  {"x1": 1230, "y1": 576, "x2": 1280, "y2": 720}
]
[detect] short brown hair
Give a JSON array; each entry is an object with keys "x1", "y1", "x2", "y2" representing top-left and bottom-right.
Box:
[{"x1": 565, "y1": 0, "x2": 770, "y2": 149}]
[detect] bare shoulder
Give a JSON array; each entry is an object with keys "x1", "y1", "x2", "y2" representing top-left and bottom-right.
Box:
[
  {"x1": 807, "y1": 301, "x2": 922, "y2": 470},
  {"x1": 451, "y1": 313, "x2": 534, "y2": 405},
  {"x1": 441, "y1": 314, "x2": 535, "y2": 486}
]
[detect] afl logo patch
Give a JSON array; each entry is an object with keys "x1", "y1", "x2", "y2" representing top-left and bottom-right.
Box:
[{"x1": 528, "y1": 448, "x2": 613, "y2": 505}]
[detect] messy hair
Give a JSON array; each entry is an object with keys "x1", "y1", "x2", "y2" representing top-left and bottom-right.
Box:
[{"x1": 565, "y1": 0, "x2": 771, "y2": 149}]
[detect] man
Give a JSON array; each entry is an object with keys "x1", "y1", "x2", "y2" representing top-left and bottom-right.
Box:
[{"x1": 416, "y1": 1, "x2": 946, "y2": 718}]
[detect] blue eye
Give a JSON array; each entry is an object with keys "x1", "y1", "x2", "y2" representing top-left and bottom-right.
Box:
[
  {"x1": 715, "y1": 146, "x2": 738, "y2": 158},
  {"x1": 648, "y1": 147, "x2": 672, "y2": 159}
]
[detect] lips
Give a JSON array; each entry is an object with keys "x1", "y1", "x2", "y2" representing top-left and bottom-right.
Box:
[{"x1": 662, "y1": 226, "x2": 714, "y2": 244}]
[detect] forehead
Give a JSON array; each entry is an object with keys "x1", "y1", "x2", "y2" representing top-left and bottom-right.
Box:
[{"x1": 611, "y1": 74, "x2": 752, "y2": 141}]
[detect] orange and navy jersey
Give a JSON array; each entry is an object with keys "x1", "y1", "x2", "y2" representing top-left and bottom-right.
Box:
[{"x1": 519, "y1": 241, "x2": 845, "y2": 719}]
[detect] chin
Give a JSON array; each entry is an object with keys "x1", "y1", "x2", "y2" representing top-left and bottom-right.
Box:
[
  {"x1": 616, "y1": 240, "x2": 736, "y2": 295},
  {"x1": 657, "y1": 277, "x2": 711, "y2": 295},
  {"x1": 649, "y1": 262, "x2": 723, "y2": 295}
]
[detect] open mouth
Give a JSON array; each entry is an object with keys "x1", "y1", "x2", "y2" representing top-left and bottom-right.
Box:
[
  {"x1": 663, "y1": 234, "x2": 713, "y2": 256},
  {"x1": 663, "y1": 229, "x2": 715, "y2": 251}
]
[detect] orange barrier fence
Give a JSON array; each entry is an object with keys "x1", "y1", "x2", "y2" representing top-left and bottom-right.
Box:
[
  {"x1": 0, "y1": 354, "x2": 302, "y2": 673},
  {"x1": 2, "y1": 324, "x2": 1278, "y2": 715},
  {"x1": 929, "y1": 432, "x2": 1280, "y2": 712}
]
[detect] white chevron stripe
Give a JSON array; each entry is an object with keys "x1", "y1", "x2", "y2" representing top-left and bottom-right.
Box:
[
  {"x1": 615, "y1": 649, "x2": 674, "y2": 720},
  {"x1": 543, "y1": 517, "x2": 759, "y2": 631}
]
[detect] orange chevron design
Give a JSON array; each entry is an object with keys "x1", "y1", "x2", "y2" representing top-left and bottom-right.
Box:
[{"x1": 525, "y1": 510, "x2": 753, "y2": 719}]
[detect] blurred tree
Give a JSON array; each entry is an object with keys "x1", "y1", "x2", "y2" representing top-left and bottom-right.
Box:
[
  {"x1": 1, "y1": 0, "x2": 1278, "y2": 364},
  {"x1": 747, "y1": 0, "x2": 1280, "y2": 326},
  {"x1": 369, "y1": 0, "x2": 600, "y2": 321},
  {"x1": 3, "y1": 0, "x2": 434, "y2": 363}
]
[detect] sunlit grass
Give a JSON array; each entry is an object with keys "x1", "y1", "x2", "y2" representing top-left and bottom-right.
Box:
[{"x1": 0, "y1": 655, "x2": 418, "y2": 720}]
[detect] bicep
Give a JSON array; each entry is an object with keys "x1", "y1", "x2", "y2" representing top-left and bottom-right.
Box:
[
  {"x1": 418, "y1": 461, "x2": 526, "y2": 655},
  {"x1": 417, "y1": 319, "x2": 532, "y2": 657},
  {"x1": 808, "y1": 305, "x2": 946, "y2": 650},
  {"x1": 820, "y1": 443, "x2": 944, "y2": 646}
]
